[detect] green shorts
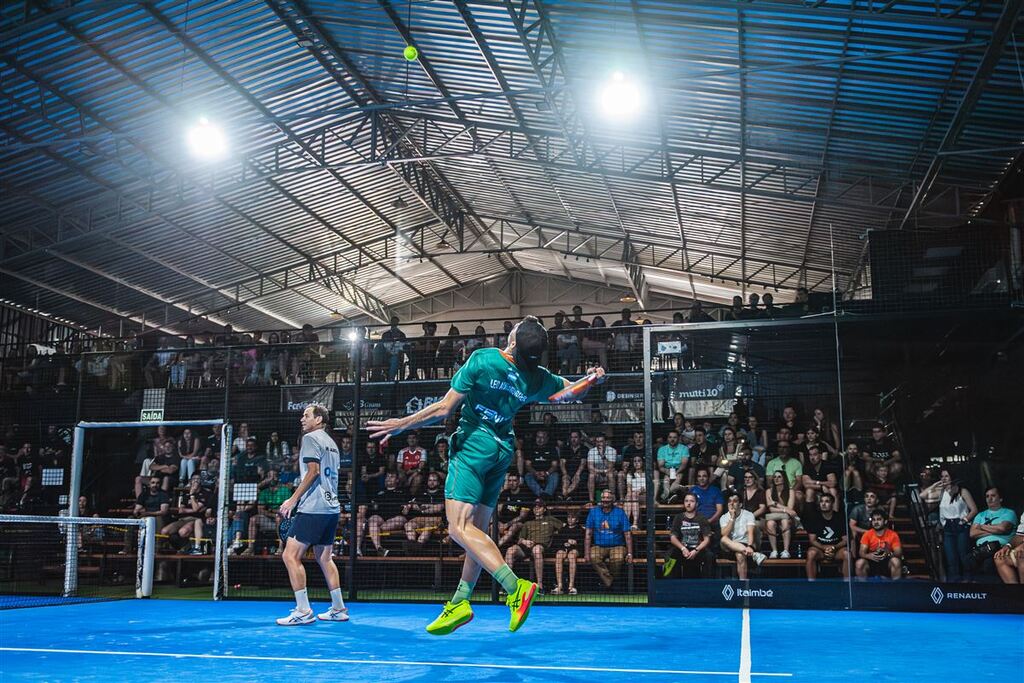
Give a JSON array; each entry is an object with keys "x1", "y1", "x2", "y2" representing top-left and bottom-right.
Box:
[{"x1": 444, "y1": 428, "x2": 515, "y2": 508}]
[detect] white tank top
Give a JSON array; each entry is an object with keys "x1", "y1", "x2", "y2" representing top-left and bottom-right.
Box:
[{"x1": 939, "y1": 489, "x2": 969, "y2": 523}]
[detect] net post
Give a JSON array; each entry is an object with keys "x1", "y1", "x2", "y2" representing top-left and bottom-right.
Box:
[
  {"x1": 642, "y1": 324, "x2": 656, "y2": 604},
  {"x1": 140, "y1": 516, "x2": 156, "y2": 598},
  {"x1": 63, "y1": 424, "x2": 86, "y2": 597},
  {"x1": 213, "y1": 424, "x2": 232, "y2": 600}
]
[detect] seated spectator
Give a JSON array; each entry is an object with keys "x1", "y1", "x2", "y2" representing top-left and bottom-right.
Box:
[
  {"x1": 969, "y1": 487, "x2": 1016, "y2": 579},
  {"x1": 663, "y1": 492, "x2": 714, "y2": 578},
  {"x1": 726, "y1": 447, "x2": 765, "y2": 491},
  {"x1": 865, "y1": 423, "x2": 904, "y2": 480},
  {"x1": 805, "y1": 492, "x2": 849, "y2": 580},
  {"x1": 427, "y1": 438, "x2": 449, "y2": 483},
  {"x1": 843, "y1": 442, "x2": 864, "y2": 493},
  {"x1": 801, "y1": 445, "x2": 838, "y2": 511},
  {"x1": 264, "y1": 431, "x2": 291, "y2": 468},
  {"x1": 523, "y1": 429, "x2": 560, "y2": 499},
  {"x1": 656, "y1": 430, "x2": 689, "y2": 502},
  {"x1": 245, "y1": 470, "x2": 290, "y2": 555},
  {"x1": 162, "y1": 474, "x2": 214, "y2": 555},
  {"x1": 936, "y1": 469, "x2": 978, "y2": 582},
  {"x1": 690, "y1": 467, "x2": 724, "y2": 531},
  {"x1": 864, "y1": 462, "x2": 898, "y2": 519},
  {"x1": 686, "y1": 428, "x2": 714, "y2": 485},
  {"x1": 125, "y1": 476, "x2": 170, "y2": 553},
  {"x1": 720, "y1": 492, "x2": 766, "y2": 579},
  {"x1": 497, "y1": 473, "x2": 534, "y2": 546},
  {"x1": 365, "y1": 473, "x2": 408, "y2": 557},
  {"x1": 587, "y1": 435, "x2": 622, "y2": 503},
  {"x1": 739, "y1": 469, "x2": 768, "y2": 547},
  {"x1": 231, "y1": 423, "x2": 253, "y2": 456},
  {"x1": 403, "y1": 472, "x2": 445, "y2": 554},
  {"x1": 176, "y1": 429, "x2": 202, "y2": 484},
  {"x1": 149, "y1": 439, "x2": 180, "y2": 492},
  {"x1": 765, "y1": 470, "x2": 798, "y2": 559},
  {"x1": 394, "y1": 432, "x2": 427, "y2": 496},
  {"x1": 621, "y1": 430, "x2": 645, "y2": 463},
  {"x1": 622, "y1": 455, "x2": 647, "y2": 530},
  {"x1": 856, "y1": 509, "x2": 903, "y2": 580},
  {"x1": 848, "y1": 490, "x2": 881, "y2": 543},
  {"x1": 994, "y1": 512, "x2": 1024, "y2": 584},
  {"x1": 551, "y1": 508, "x2": 585, "y2": 595},
  {"x1": 765, "y1": 441, "x2": 803, "y2": 502},
  {"x1": 584, "y1": 408, "x2": 615, "y2": 443},
  {"x1": 505, "y1": 499, "x2": 564, "y2": 593},
  {"x1": 742, "y1": 415, "x2": 768, "y2": 465},
  {"x1": 233, "y1": 438, "x2": 262, "y2": 484},
  {"x1": 584, "y1": 490, "x2": 633, "y2": 590},
  {"x1": 358, "y1": 439, "x2": 387, "y2": 497},
  {"x1": 560, "y1": 430, "x2": 589, "y2": 502},
  {"x1": 540, "y1": 412, "x2": 564, "y2": 448}
]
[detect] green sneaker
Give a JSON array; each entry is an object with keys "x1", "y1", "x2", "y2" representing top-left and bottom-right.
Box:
[
  {"x1": 663, "y1": 557, "x2": 677, "y2": 577},
  {"x1": 425, "y1": 600, "x2": 473, "y2": 636},
  {"x1": 505, "y1": 578, "x2": 538, "y2": 632}
]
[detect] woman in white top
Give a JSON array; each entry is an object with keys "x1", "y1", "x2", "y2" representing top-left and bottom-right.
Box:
[
  {"x1": 765, "y1": 471, "x2": 798, "y2": 559},
  {"x1": 623, "y1": 456, "x2": 647, "y2": 531},
  {"x1": 720, "y1": 492, "x2": 766, "y2": 579},
  {"x1": 937, "y1": 469, "x2": 978, "y2": 582}
]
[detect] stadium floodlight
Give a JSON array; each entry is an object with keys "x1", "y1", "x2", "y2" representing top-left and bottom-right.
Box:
[
  {"x1": 186, "y1": 117, "x2": 228, "y2": 160},
  {"x1": 599, "y1": 71, "x2": 643, "y2": 121},
  {"x1": 348, "y1": 331, "x2": 358, "y2": 341}
]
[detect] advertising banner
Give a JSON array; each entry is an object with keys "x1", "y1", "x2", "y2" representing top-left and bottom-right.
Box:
[{"x1": 280, "y1": 384, "x2": 335, "y2": 413}]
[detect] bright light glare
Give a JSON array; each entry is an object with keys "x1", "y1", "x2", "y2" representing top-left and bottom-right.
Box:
[
  {"x1": 186, "y1": 117, "x2": 228, "y2": 160},
  {"x1": 347, "y1": 331, "x2": 358, "y2": 341},
  {"x1": 599, "y1": 71, "x2": 642, "y2": 121}
]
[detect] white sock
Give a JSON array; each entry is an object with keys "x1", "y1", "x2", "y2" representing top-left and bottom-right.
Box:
[
  {"x1": 294, "y1": 589, "x2": 310, "y2": 612},
  {"x1": 330, "y1": 588, "x2": 345, "y2": 611}
]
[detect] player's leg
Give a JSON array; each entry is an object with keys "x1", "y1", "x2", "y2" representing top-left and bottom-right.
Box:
[
  {"x1": 425, "y1": 500, "x2": 490, "y2": 636},
  {"x1": 314, "y1": 542, "x2": 349, "y2": 622},
  {"x1": 277, "y1": 533, "x2": 314, "y2": 625}
]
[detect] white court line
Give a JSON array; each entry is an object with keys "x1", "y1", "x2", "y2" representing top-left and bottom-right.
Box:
[
  {"x1": 0, "y1": 646, "x2": 792, "y2": 677},
  {"x1": 739, "y1": 608, "x2": 752, "y2": 683}
]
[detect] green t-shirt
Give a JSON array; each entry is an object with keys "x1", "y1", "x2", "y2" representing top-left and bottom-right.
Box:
[
  {"x1": 657, "y1": 443, "x2": 690, "y2": 468},
  {"x1": 451, "y1": 348, "x2": 564, "y2": 440},
  {"x1": 765, "y1": 457, "x2": 803, "y2": 487},
  {"x1": 258, "y1": 485, "x2": 291, "y2": 512}
]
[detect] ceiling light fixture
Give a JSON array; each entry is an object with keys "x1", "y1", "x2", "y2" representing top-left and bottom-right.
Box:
[
  {"x1": 186, "y1": 117, "x2": 228, "y2": 161},
  {"x1": 599, "y1": 71, "x2": 643, "y2": 121}
]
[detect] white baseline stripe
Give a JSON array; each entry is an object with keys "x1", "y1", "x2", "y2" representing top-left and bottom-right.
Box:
[
  {"x1": 0, "y1": 647, "x2": 792, "y2": 677},
  {"x1": 739, "y1": 608, "x2": 752, "y2": 683}
]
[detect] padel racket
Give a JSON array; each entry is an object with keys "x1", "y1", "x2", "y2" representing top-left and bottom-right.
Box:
[
  {"x1": 548, "y1": 372, "x2": 602, "y2": 403},
  {"x1": 278, "y1": 516, "x2": 293, "y2": 544}
]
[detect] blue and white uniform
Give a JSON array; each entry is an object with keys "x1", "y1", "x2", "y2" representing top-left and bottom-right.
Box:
[{"x1": 289, "y1": 428, "x2": 341, "y2": 546}]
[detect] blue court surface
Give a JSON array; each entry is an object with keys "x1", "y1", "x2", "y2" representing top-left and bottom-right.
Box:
[{"x1": 1, "y1": 600, "x2": 1021, "y2": 682}]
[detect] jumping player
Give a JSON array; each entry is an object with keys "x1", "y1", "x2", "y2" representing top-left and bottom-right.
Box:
[
  {"x1": 368, "y1": 316, "x2": 603, "y2": 634},
  {"x1": 276, "y1": 403, "x2": 349, "y2": 625}
]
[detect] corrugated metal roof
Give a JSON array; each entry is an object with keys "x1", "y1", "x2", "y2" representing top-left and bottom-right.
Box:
[{"x1": 1, "y1": 0, "x2": 1020, "y2": 333}]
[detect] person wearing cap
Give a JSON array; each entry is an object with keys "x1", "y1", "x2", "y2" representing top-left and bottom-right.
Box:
[
  {"x1": 368, "y1": 316, "x2": 604, "y2": 635},
  {"x1": 504, "y1": 499, "x2": 564, "y2": 594}
]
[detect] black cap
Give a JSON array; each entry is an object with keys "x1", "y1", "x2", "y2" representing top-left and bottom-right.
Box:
[{"x1": 513, "y1": 317, "x2": 547, "y2": 370}]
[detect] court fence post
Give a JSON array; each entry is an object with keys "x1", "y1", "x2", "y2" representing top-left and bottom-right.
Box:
[
  {"x1": 140, "y1": 516, "x2": 156, "y2": 598},
  {"x1": 348, "y1": 336, "x2": 363, "y2": 602},
  {"x1": 213, "y1": 423, "x2": 233, "y2": 600},
  {"x1": 63, "y1": 424, "x2": 86, "y2": 597}
]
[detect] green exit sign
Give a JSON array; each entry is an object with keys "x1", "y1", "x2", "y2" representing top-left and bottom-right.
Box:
[{"x1": 140, "y1": 409, "x2": 164, "y2": 422}]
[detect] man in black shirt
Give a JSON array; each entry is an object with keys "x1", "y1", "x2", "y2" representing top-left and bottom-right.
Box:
[
  {"x1": 378, "y1": 315, "x2": 407, "y2": 382},
  {"x1": 149, "y1": 440, "x2": 179, "y2": 492},
  {"x1": 163, "y1": 474, "x2": 215, "y2": 554},
  {"x1": 497, "y1": 473, "x2": 534, "y2": 546},
  {"x1": 801, "y1": 445, "x2": 838, "y2": 511},
  {"x1": 560, "y1": 430, "x2": 589, "y2": 502},
  {"x1": 366, "y1": 473, "x2": 408, "y2": 556},
  {"x1": 665, "y1": 492, "x2": 714, "y2": 578},
  {"x1": 524, "y1": 430, "x2": 560, "y2": 499},
  {"x1": 404, "y1": 472, "x2": 446, "y2": 552},
  {"x1": 687, "y1": 428, "x2": 713, "y2": 485},
  {"x1": 233, "y1": 438, "x2": 263, "y2": 484},
  {"x1": 805, "y1": 492, "x2": 850, "y2": 580},
  {"x1": 125, "y1": 476, "x2": 171, "y2": 553},
  {"x1": 866, "y1": 423, "x2": 903, "y2": 480}
]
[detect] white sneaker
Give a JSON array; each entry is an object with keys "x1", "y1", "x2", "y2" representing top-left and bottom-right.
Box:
[
  {"x1": 318, "y1": 607, "x2": 350, "y2": 622},
  {"x1": 780, "y1": 550, "x2": 791, "y2": 559},
  {"x1": 276, "y1": 608, "x2": 314, "y2": 626},
  {"x1": 769, "y1": 550, "x2": 779, "y2": 559},
  {"x1": 752, "y1": 552, "x2": 767, "y2": 566}
]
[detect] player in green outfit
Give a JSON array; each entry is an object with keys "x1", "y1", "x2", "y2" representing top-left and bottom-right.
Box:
[{"x1": 368, "y1": 316, "x2": 603, "y2": 634}]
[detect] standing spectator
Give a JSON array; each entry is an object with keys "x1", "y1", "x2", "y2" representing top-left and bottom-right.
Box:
[
  {"x1": 581, "y1": 316, "x2": 609, "y2": 370},
  {"x1": 125, "y1": 476, "x2": 170, "y2": 553},
  {"x1": 765, "y1": 470, "x2": 798, "y2": 559},
  {"x1": 407, "y1": 322, "x2": 439, "y2": 380},
  {"x1": 802, "y1": 445, "x2": 838, "y2": 511},
  {"x1": 761, "y1": 293, "x2": 777, "y2": 318},
  {"x1": 865, "y1": 423, "x2": 903, "y2": 480},
  {"x1": 856, "y1": 509, "x2": 904, "y2": 580},
  {"x1": 610, "y1": 308, "x2": 639, "y2": 371},
  {"x1": 552, "y1": 311, "x2": 580, "y2": 374},
  {"x1": 587, "y1": 434, "x2": 621, "y2": 503},
  {"x1": 720, "y1": 492, "x2": 766, "y2": 579},
  {"x1": 560, "y1": 430, "x2": 589, "y2": 502},
  {"x1": 245, "y1": 470, "x2": 291, "y2": 555},
  {"x1": 584, "y1": 490, "x2": 633, "y2": 591},
  {"x1": 848, "y1": 490, "x2": 881, "y2": 543},
  {"x1": 464, "y1": 325, "x2": 488, "y2": 357},
  {"x1": 365, "y1": 473, "x2": 408, "y2": 556},
  {"x1": 993, "y1": 513, "x2": 1024, "y2": 584},
  {"x1": 622, "y1": 456, "x2": 647, "y2": 530},
  {"x1": 403, "y1": 472, "x2": 446, "y2": 553},
  {"x1": 937, "y1": 470, "x2": 978, "y2": 582},
  {"x1": 690, "y1": 467, "x2": 724, "y2": 530},
  {"x1": 523, "y1": 430, "x2": 560, "y2": 499},
  {"x1": 656, "y1": 430, "x2": 689, "y2": 502},
  {"x1": 176, "y1": 428, "x2": 201, "y2": 484},
  {"x1": 725, "y1": 295, "x2": 745, "y2": 321},
  {"x1": 663, "y1": 492, "x2": 714, "y2": 578},
  {"x1": 379, "y1": 316, "x2": 407, "y2": 381},
  {"x1": 494, "y1": 320, "x2": 514, "y2": 351},
  {"x1": 687, "y1": 300, "x2": 713, "y2": 324},
  {"x1": 435, "y1": 325, "x2": 464, "y2": 377},
  {"x1": 969, "y1": 487, "x2": 1016, "y2": 579},
  {"x1": 504, "y1": 500, "x2": 564, "y2": 593},
  {"x1": 551, "y1": 509, "x2": 585, "y2": 595},
  {"x1": 394, "y1": 432, "x2": 427, "y2": 496},
  {"x1": 804, "y1": 493, "x2": 850, "y2": 580},
  {"x1": 149, "y1": 439, "x2": 180, "y2": 492},
  {"x1": 496, "y1": 473, "x2": 534, "y2": 546}
]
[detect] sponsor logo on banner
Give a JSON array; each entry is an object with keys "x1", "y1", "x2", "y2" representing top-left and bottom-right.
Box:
[
  {"x1": 405, "y1": 395, "x2": 443, "y2": 415},
  {"x1": 931, "y1": 587, "x2": 987, "y2": 605},
  {"x1": 281, "y1": 384, "x2": 335, "y2": 412},
  {"x1": 676, "y1": 383, "x2": 726, "y2": 399},
  {"x1": 721, "y1": 584, "x2": 774, "y2": 601},
  {"x1": 605, "y1": 390, "x2": 644, "y2": 402}
]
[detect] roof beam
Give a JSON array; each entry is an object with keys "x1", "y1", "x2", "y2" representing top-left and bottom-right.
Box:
[{"x1": 897, "y1": 0, "x2": 1023, "y2": 229}]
